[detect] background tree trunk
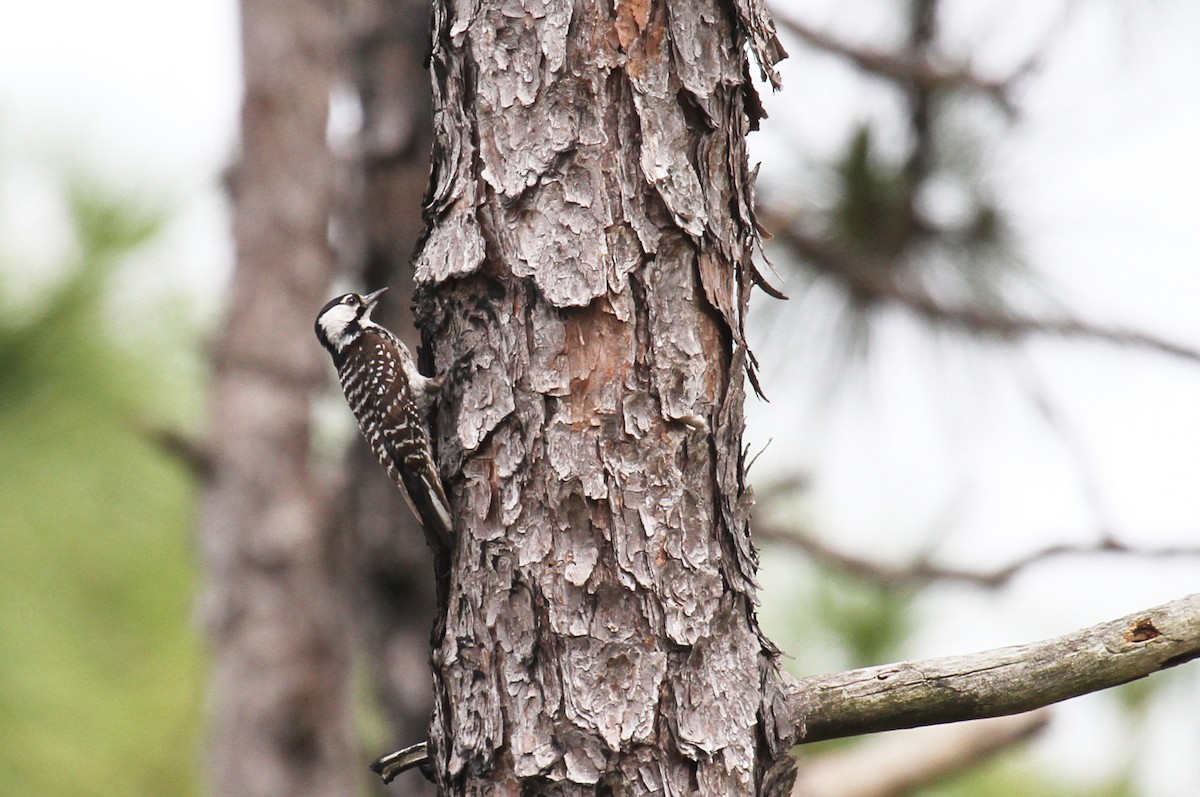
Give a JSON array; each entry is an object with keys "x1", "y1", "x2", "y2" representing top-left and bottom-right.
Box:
[
  {"x1": 198, "y1": 0, "x2": 356, "y2": 794},
  {"x1": 338, "y1": 1, "x2": 439, "y2": 793},
  {"x1": 414, "y1": 0, "x2": 794, "y2": 793}
]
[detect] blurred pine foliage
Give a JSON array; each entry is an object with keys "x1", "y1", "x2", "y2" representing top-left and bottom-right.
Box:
[{"x1": 0, "y1": 174, "x2": 203, "y2": 797}]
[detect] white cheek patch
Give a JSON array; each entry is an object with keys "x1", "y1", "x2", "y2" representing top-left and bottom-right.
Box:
[{"x1": 318, "y1": 304, "x2": 359, "y2": 348}]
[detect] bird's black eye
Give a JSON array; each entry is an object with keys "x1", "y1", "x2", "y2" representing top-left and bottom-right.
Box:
[{"x1": 343, "y1": 295, "x2": 358, "y2": 305}]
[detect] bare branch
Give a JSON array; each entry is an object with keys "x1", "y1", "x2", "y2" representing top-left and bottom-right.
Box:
[
  {"x1": 1011, "y1": 354, "x2": 1117, "y2": 543},
  {"x1": 774, "y1": 13, "x2": 1016, "y2": 114},
  {"x1": 137, "y1": 422, "x2": 214, "y2": 481},
  {"x1": 371, "y1": 741, "x2": 431, "y2": 784},
  {"x1": 787, "y1": 593, "x2": 1200, "y2": 743},
  {"x1": 764, "y1": 220, "x2": 1200, "y2": 366},
  {"x1": 756, "y1": 518, "x2": 1200, "y2": 589},
  {"x1": 793, "y1": 711, "x2": 1049, "y2": 797},
  {"x1": 977, "y1": 540, "x2": 1200, "y2": 587}
]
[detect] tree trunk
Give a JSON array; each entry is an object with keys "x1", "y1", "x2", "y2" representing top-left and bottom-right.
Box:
[
  {"x1": 414, "y1": 0, "x2": 793, "y2": 793},
  {"x1": 199, "y1": 0, "x2": 356, "y2": 794},
  {"x1": 338, "y1": 0, "x2": 439, "y2": 793}
]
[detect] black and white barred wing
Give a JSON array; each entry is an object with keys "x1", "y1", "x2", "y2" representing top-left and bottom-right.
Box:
[{"x1": 338, "y1": 332, "x2": 453, "y2": 547}]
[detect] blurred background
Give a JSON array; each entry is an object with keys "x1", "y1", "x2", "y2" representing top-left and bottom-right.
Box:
[{"x1": 1, "y1": 0, "x2": 1198, "y2": 795}]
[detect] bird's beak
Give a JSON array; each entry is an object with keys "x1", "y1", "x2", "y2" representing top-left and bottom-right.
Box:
[{"x1": 363, "y1": 287, "x2": 388, "y2": 308}]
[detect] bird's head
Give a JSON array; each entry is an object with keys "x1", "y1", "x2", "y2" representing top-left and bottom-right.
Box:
[{"x1": 315, "y1": 287, "x2": 387, "y2": 355}]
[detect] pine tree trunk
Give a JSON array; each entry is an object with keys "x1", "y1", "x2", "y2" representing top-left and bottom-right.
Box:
[
  {"x1": 199, "y1": 0, "x2": 356, "y2": 794},
  {"x1": 414, "y1": 1, "x2": 795, "y2": 793}
]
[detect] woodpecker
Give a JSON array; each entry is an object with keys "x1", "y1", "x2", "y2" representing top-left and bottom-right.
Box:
[{"x1": 315, "y1": 288, "x2": 452, "y2": 548}]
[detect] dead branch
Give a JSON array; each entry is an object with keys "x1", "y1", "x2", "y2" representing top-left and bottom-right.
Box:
[
  {"x1": 793, "y1": 711, "x2": 1049, "y2": 797},
  {"x1": 788, "y1": 592, "x2": 1200, "y2": 743}
]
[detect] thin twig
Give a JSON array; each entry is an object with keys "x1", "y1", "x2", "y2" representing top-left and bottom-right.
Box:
[
  {"x1": 1011, "y1": 352, "x2": 1117, "y2": 543},
  {"x1": 371, "y1": 741, "x2": 431, "y2": 784},
  {"x1": 794, "y1": 711, "x2": 1049, "y2": 797},
  {"x1": 138, "y1": 422, "x2": 214, "y2": 480},
  {"x1": 755, "y1": 519, "x2": 1200, "y2": 589},
  {"x1": 765, "y1": 220, "x2": 1200, "y2": 366},
  {"x1": 774, "y1": 13, "x2": 1017, "y2": 115}
]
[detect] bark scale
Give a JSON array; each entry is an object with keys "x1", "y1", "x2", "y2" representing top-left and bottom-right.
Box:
[
  {"x1": 199, "y1": 0, "x2": 356, "y2": 794},
  {"x1": 413, "y1": 0, "x2": 793, "y2": 793}
]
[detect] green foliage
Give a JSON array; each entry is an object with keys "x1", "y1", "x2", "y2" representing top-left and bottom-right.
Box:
[
  {"x1": 827, "y1": 119, "x2": 1012, "y2": 269},
  {"x1": 759, "y1": 536, "x2": 914, "y2": 675},
  {"x1": 812, "y1": 570, "x2": 913, "y2": 668},
  {"x1": 1110, "y1": 670, "x2": 1162, "y2": 716},
  {"x1": 833, "y1": 125, "x2": 917, "y2": 259},
  {"x1": 0, "y1": 174, "x2": 202, "y2": 797},
  {"x1": 918, "y1": 753, "x2": 1135, "y2": 797}
]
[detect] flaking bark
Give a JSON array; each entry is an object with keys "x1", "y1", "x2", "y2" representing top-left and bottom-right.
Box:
[{"x1": 412, "y1": 0, "x2": 792, "y2": 793}]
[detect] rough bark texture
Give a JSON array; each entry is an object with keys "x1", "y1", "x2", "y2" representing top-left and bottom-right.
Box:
[
  {"x1": 413, "y1": 0, "x2": 792, "y2": 794},
  {"x1": 198, "y1": 0, "x2": 355, "y2": 794},
  {"x1": 338, "y1": 1, "x2": 439, "y2": 791},
  {"x1": 789, "y1": 592, "x2": 1200, "y2": 744}
]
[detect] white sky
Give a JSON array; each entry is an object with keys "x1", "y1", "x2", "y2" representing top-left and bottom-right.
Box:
[
  {"x1": 0, "y1": 0, "x2": 238, "y2": 308},
  {"x1": 2, "y1": 0, "x2": 1199, "y2": 794}
]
